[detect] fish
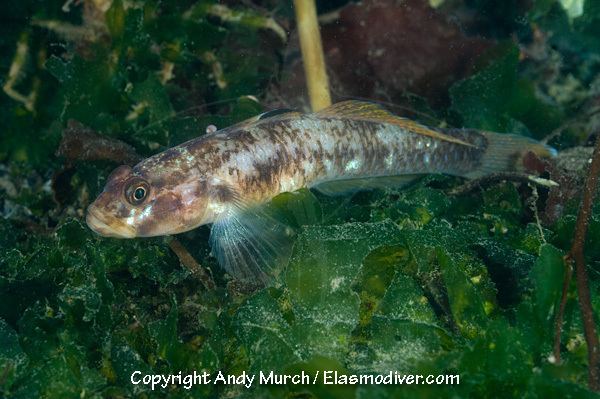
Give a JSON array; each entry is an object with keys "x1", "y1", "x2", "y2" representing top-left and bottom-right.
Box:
[{"x1": 86, "y1": 100, "x2": 555, "y2": 282}]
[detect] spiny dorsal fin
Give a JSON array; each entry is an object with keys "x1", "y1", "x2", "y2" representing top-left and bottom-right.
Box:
[
  {"x1": 213, "y1": 109, "x2": 301, "y2": 135},
  {"x1": 257, "y1": 108, "x2": 296, "y2": 120},
  {"x1": 253, "y1": 109, "x2": 302, "y2": 125},
  {"x1": 315, "y1": 100, "x2": 474, "y2": 147}
]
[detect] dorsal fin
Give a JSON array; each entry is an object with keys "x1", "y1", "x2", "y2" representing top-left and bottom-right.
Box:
[
  {"x1": 315, "y1": 100, "x2": 474, "y2": 147},
  {"x1": 210, "y1": 108, "x2": 301, "y2": 136},
  {"x1": 257, "y1": 108, "x2": 296, "y2": 120},
  {"x1": 315, "y1": 100, "x2": 394, "y2": 119}
]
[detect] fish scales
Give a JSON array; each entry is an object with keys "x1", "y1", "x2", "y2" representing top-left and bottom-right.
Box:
[
  {"x1": 204, "y1": 117, "x2": 485, "y2": 200},
  {"x1": 86, "y1": 100, "x2": 555, "y2": 282}
]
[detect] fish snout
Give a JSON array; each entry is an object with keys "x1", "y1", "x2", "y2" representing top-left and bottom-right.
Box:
[{"x1": 86, "y1": 204, "x2": 136, "y2": 238}]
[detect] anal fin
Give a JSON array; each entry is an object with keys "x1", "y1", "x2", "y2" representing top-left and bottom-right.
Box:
[{"x1": 311, "y1": 175, "x2": 420, "y2": 196}]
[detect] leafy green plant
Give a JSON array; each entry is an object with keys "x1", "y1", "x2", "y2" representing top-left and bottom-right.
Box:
[{"x1": 1, "y1": 1, "x2": 600, "y2": 398}]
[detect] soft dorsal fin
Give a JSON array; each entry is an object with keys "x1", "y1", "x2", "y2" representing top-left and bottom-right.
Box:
[
  {"x1": 315, "y1": 100, "x2": 473, "y2": 147},
  {"x1": 315, "y1": 100, "x2": 395, "y2": 119}
]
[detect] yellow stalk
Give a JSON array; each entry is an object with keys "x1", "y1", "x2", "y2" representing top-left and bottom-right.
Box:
[{"x1": 293, "y1": 0, "x2": 331, "y2": 111}]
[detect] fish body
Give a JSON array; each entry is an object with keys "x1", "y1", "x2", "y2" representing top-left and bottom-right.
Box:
[{"x1": 86, "y1": 101, "x2": 554, "y2": 281}]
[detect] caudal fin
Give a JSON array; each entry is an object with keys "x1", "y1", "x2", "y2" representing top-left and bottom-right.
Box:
[{"x1": 465, "y1": 132, "x2": 557, "y2": 179}]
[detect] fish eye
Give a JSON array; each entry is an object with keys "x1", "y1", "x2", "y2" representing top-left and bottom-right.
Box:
[
  {"x1": 133, "y1": 187, "x2": 146, "y2": 201},
  {"x1": 124, "y1": 178, "x2": 150, "y2": 206}
]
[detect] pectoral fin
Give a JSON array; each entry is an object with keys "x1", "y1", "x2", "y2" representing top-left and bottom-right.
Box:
[{"x1": 208, "y1": 187, "x2": 294, "y2": 284}]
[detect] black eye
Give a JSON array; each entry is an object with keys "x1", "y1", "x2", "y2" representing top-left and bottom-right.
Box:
[
  {"x1": 125, "y1": 178, "x2": 150, "y2": 205},
  {"x1": 133, "y1": 187, "x2": 146, "y2": 201}
]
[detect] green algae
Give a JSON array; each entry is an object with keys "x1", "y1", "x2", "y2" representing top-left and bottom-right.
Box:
[{"x1": 1, "y1": 1, "x2": 600, "y2": 398}]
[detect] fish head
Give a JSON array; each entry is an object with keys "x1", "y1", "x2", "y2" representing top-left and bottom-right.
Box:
[{"x1": 86, "y1": 164, "x2": 210, "y2": 238}]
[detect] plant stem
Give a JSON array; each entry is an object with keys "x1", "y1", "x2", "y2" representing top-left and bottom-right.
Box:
[
  {"x1": 554, "y1": 257, "x2": 572, "y2": 363},
  {"x1": 570, "y1": 134, "x2": 600, "y2": 390},
  {"x1": 293, "y1": 0, "x2": 331, "y2": 111},
  {"x1": 168, "y1": 238, "x2": 215, "y2": 291},
  {"x1": 448, "y1": 172, "x2": 557, "y2": 196}
]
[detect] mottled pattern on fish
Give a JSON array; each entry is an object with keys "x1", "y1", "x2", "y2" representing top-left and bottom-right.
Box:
[
  {"x1": 86, "y1": 100, "x2": 553, "y2": 282},
  {"x1": 137, "y1": 118, "x2": 484, "y2": 207}
]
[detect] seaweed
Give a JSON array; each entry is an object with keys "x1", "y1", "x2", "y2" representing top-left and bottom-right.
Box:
[{"x1": 2, "y1": 0, "x2": 600, "y2": 398}]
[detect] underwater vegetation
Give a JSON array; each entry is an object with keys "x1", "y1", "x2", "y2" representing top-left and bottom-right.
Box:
[{"x1": 1, "y1": 0, "x2": 600, "y2": 397}]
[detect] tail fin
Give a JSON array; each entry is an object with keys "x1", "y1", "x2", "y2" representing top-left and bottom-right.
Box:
[{"x1": 465, "y1": 132, "x2": 557, "y2": 179}]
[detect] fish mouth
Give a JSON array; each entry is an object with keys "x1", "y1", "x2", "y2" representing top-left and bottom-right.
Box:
[{"x1": 86, "y1": 205, "x2": 136, "y2": 238}]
